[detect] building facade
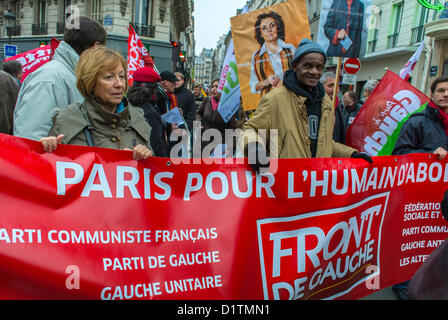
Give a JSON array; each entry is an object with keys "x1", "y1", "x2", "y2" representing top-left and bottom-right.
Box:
[
  {"x1": 194, "y1": 47, "x2": 212, "y2": 88},
  {"x1": 1, "y1": 0, "x2": 194, "y2": 76},
  {"x1": 203, "y1": 0, "x2": 448, "y2": 100}
]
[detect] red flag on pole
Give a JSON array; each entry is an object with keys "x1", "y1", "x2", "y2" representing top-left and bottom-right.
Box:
[
  {"x1": 127, "y1": 25, "x2": 157, "y2": 86},
  {"x1": 346, "y1": 70, "x2": 429, "y2": 156}
]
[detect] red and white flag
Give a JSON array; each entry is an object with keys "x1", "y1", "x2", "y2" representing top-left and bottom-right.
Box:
[
  {"x1": 4, "y1": 38, "x2": 60, "y2": 81},
  {"x1": 399, "y1": 41, "x2": 425, "y2": 81},
  {"x1": 127, "y1": 25, "x2": 157, "y2": 86}
]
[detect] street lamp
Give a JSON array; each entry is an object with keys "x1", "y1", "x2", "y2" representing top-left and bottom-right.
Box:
[{"x1": 4, "y1": 9, "x2": 16, "y2": 44}]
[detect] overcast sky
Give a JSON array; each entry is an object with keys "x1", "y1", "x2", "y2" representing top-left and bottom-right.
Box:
[{"x1": 193, "y1": 0, "x2": 247, "y2": 56}]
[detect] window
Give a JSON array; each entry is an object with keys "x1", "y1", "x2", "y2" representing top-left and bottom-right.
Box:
[
  {"x1": 91, "y1": 0, "x2": 102, "y2": 23},
  {"x1": 131, "y1": 0, "x2": 155, "y2": 37},
  {"x1": 387, "y1": 2, "x2": 403, "y2": 48},
  {"x1": 134, "y1": 0, "x2": 149, "y2": 25},
  {"x1": 64, "y1": 0, "x2": 73, "y2": 19},
  {"x1": 367, "y1": 9, "x2": 381, "y2": 53},
  {"x1": 411, "y1": 4, "x2": 430, "y2": 44},
  {"x1": 32, "y1": 0, "x2": 48, "y2": 35},
  {"x1": 37, "y1": 0, "x2": 46, "y2": 24}
]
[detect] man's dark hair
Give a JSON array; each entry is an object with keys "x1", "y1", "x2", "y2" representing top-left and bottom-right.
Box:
[
  {"x1": 64, "y1": 16, "x2": 107, "y2": 55},
  {"x1": 430, "y1": 77, "x2": 448, "y2": 94},
  {"x1": 345, "y1": 91, "x2": 357, "y2": 103},
  {"x1": 254, "y1": 11, "x2": 286, "y2": 46},
  {"x1": 2, "y1": 60, "x2": 22, "y2": 78}
]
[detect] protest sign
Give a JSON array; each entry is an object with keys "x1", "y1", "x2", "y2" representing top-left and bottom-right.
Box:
[
  {"x1": 230, "y1": 0, "x2": 310, "y2": 111},
  {"x1": 217, "y1": 6, "x2": 249, "y2": 123},
  {"x1": 0, "y1": 134, "x2": 447, "y2": 300},
  {"x1": 346, "y1": 70, "x2": 430, "y2": 156},
  {"x1": 317, "y1": 0, "x2": 373, "y2": 59}
]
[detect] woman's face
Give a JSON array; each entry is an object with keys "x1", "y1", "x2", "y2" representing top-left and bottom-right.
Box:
[
  {"x1": 211, "y1": 81, "x2": 221, "y2": 100},
  {"x1": 259, "y1": 17, "x2": 278, "y2": 43},
  {"x1": 93, "y1": 63, "x2": 126, "y2": 109}
]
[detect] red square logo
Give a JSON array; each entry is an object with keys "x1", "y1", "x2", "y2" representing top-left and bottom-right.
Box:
[{"x1": 257, "y1": 193, "x2": 389, "y2": 300}]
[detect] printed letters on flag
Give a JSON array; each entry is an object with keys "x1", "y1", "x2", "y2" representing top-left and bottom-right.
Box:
[
  {"x1": 346, "y1": 70, "x2": 429, "y2": 156},
  {"x1": 0, "y1": 134, "x2": 448, "y2": 300},
  {"x1": 4, "y1": 38, "x2": 60, "y2": 81},
  {"x1": 127, "y1": 25, "x2": 157, "y2": 86}
]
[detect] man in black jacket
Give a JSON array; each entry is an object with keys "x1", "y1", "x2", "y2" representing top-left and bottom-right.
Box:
[
  {"x1": 333, "y1": 91, "x2": 362, "y2": 144},
  {"x1": 391, "y1": 77, "x2": 448, "y2": 300},
  {"x1": 393, "y1": 77, "x2": 448, "y2": 160},
  {"x1": 174, "y1": 72, "x2": 197, "y2": 133}
]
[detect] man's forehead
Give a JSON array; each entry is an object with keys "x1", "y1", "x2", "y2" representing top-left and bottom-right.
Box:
[
  {"x1": 435, "y1": 81, "x2": 448, "y2": 90},
  {"x1": 298, "y1": 52, "x2": 325, "y2": 63}
]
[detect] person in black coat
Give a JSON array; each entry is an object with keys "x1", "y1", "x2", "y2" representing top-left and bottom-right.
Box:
[
  {"x1": 333, "y1": 91, "x2": 362, "y2": 144},
  {"x1": 127, "y1": 67, "x2": 170, "y2": 157},
  {"x1": 391, "y1": 77, "x2": 448, "y2": 300},
  {"x1": 323, "y1": 0, "x2": 365, "y2": 58},
  {"x1": 392, "y1": 77, "x2": 448, "y2": 160},
  {"x1": 174, "y1": 72, "x2": 197, "y2": 133}
]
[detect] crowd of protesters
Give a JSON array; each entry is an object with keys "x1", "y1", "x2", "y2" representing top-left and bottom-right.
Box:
[{"x1": 2, "y1": 15, "x2": 448, "y2": 300}]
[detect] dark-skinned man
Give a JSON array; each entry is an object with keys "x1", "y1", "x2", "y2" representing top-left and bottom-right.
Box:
[{"x1": 238, "y1": 39, "x2": 372, "y2": 173}]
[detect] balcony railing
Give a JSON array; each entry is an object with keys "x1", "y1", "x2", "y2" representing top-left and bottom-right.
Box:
[
  {"x1": 130, "y1": 23, "x2": 156, "y2": 38},
  {"x1": 387, "y1": 33, "x2": 399, "y2": 48},
  {"x1": 32, "y1": 23, "x2": 48, "y2": 35},
  {"x1": 5, "y1": 24, "x2": 21, "y2": 36},
  {"x1": 56, "y1": 22, "x2": 65, "y2": 34},
  {"x1": 411, "y1": 26, "x2": 425, "y2": 44}
]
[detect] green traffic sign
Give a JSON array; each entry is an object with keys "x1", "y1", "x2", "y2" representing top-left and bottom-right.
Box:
[{"x1": 418, "y1": 0, "x2": 445, "y2": 12}]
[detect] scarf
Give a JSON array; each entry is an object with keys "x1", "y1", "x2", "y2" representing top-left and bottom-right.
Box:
[
  {"x1": 429, "y1": 100, "x2": 448, "y2": 136},
  {"x1": 167, "y1": 91, "x2": 178, "y2": 110},
  {"x1": 211, "y1": 96, "x2": 219, "y2": 111}
]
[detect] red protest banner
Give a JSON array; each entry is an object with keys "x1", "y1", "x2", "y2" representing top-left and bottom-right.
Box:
[
  {"x1": 346, "y1": 70, "x2": 429, "y2": 156},
  {"x1": 4, "y1": 39, "x2": 60, "y2": 81},
  {"x1": 0, "y1": 134, "x2": 447, "y2": 300}
]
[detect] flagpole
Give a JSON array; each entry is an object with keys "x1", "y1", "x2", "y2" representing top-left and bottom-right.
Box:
[{"x1": 333, "y1": 57, "x2": 342, "y2": 108}]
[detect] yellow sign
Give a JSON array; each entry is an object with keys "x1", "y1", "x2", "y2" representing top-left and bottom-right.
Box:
[{"x1": 231, "y1": 0, "x2": 311, "y2": 111}]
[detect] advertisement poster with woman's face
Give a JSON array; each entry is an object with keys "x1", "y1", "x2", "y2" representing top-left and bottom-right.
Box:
[
  {"x1": 231, "y1": 0, "x2": 310, "y2": 111},
  {"x1": 317, "y1": 0, "x2": 374, "y2": 59}
]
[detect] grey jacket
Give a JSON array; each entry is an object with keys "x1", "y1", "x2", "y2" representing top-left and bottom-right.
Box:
[
  {"x1": 0, "y1": 70, "x2": 19, "y2": 134},
  {"x1": 13, "y1": 41, "x2": 84, "y2": 140}
]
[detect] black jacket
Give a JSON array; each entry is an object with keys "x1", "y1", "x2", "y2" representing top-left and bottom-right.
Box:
[
  {"x1": 333, "y1": 102, "x2": 362, "y2": 144},
  {"x1": 392, "y1": 105, "x2": 448, "y2": 155},
  {"x1": 175, "y1": 85, "x2": 197, "y2": 133},
  {"x1": 139, "y1": 101, "x2": 170, "y2": 157}
]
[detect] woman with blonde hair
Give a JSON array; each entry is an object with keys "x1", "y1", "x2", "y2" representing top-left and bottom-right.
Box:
[{"x1": 40, "y1": 46, "x2": 153, "y2": 160}]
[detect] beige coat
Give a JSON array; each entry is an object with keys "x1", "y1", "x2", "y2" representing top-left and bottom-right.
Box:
[
  {"x1": 49, "y1": 98, "x2": 151, "y2": 150},
  {"x1": 239, "y1": 86, "x2": 356, "y2": 158}
]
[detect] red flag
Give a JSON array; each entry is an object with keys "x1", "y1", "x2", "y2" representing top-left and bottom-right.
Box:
[
  {"x1": 346, "y1": 70, "x2": 429, "y2": 156},
  {"x1": 4, "y1": 40, "x2": 60, "y2": 81},
  {"x1": 127, "y1": 25, "x2": 157, "y2": 86},
  {"x1": 50, "y1": 37, "x2": 61, "y2": 60}
]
